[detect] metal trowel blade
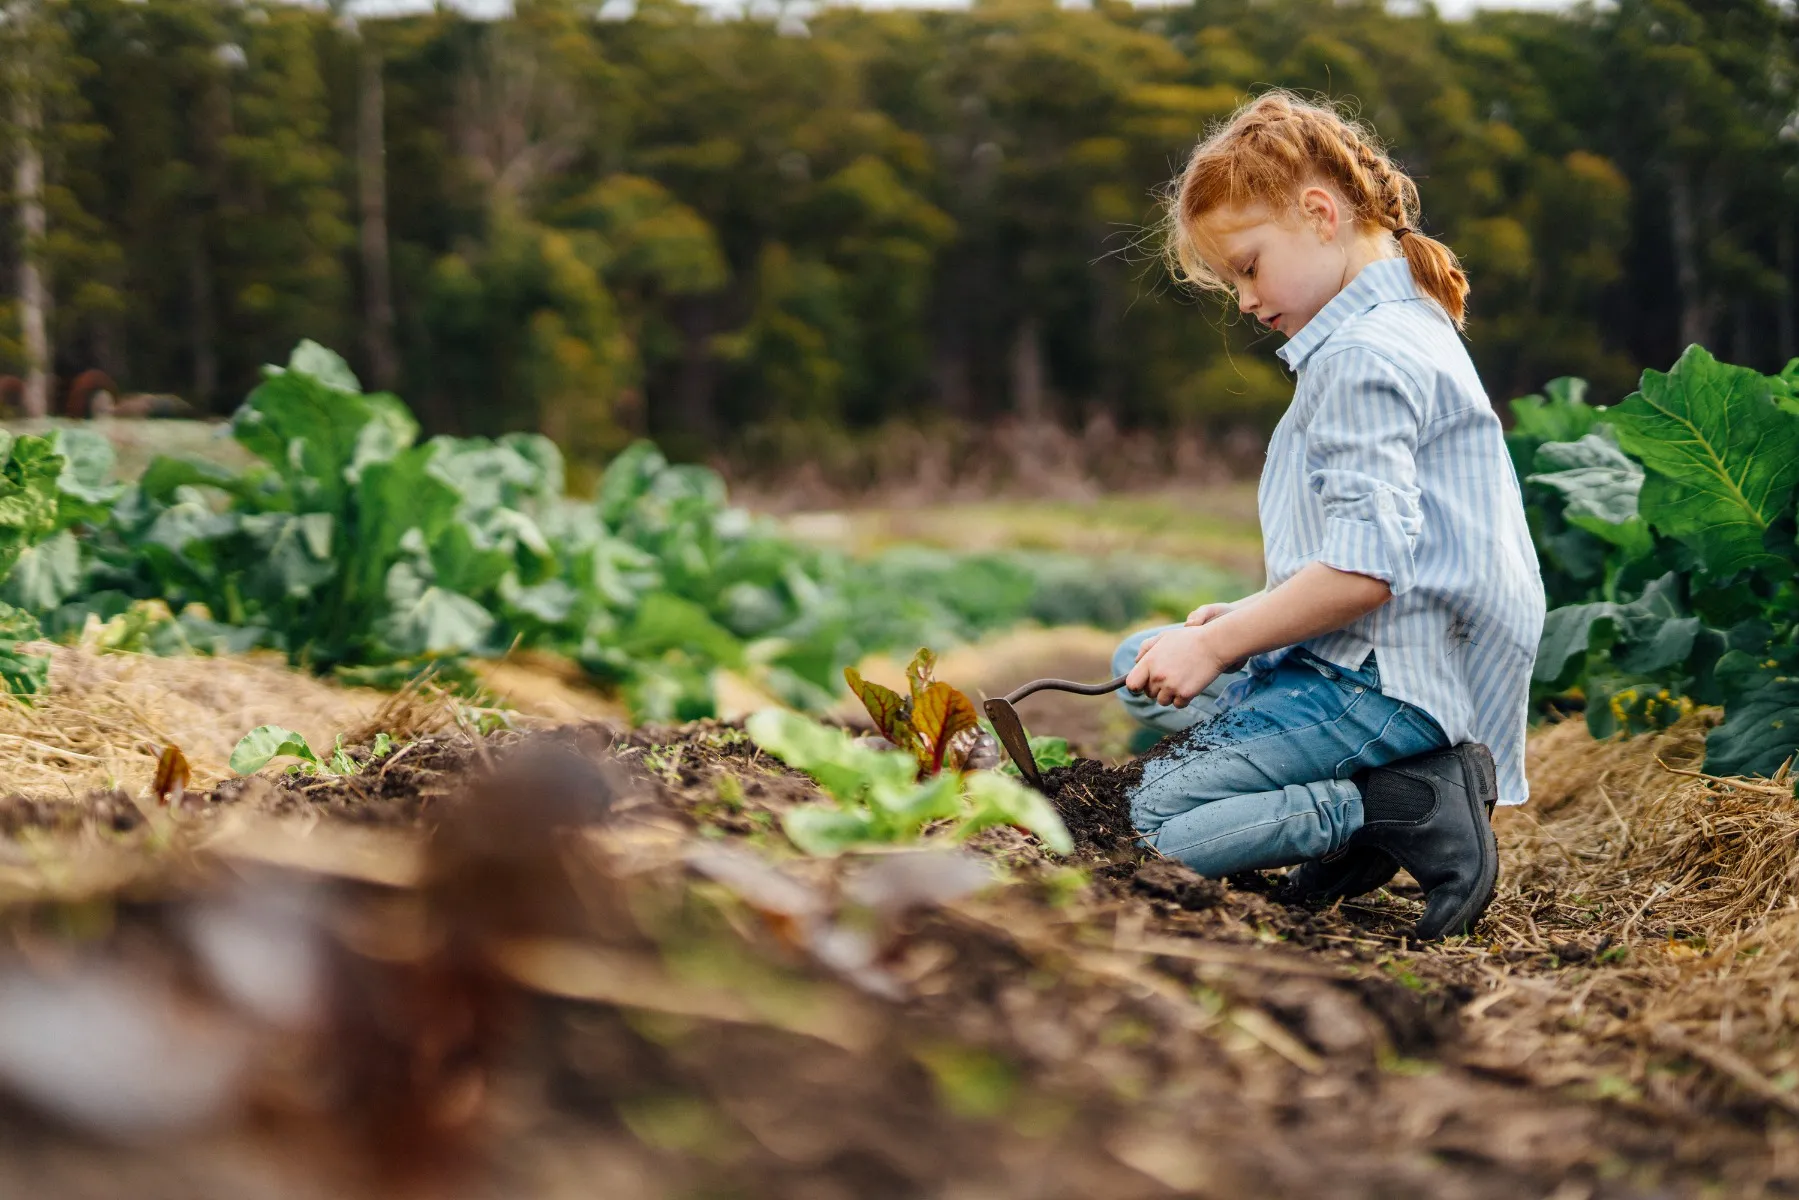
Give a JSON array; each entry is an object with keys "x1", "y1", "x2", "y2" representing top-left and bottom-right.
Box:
[{"x1": 982, "y1": 697, "x2": 1044, "y2": 792}]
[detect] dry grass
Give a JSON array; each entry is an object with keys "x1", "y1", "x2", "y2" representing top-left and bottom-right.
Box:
[
  {"x1": 0, "y1": 644, "x2": 390, "y2": 797},
  {"x1": 0, "y1": 644, "x2": 626, "y2": 802},
  {"x1": 1461, "y1": 713, "x2": 1799, "y2": 1120}
]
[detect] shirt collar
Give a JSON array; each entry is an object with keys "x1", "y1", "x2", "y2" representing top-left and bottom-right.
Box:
[{"x1": 1274, "y1": 256, "x2": 1420, "y2": 373}]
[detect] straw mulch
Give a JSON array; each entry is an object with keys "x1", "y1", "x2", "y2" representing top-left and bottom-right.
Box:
[
  {"x1": 0, "y1": 644, "x2": 391, "y2": 798},
  {"x1": 0, "y1": 644, "x2": 625, "y2": 802},
  {"x1": 1457, "y1": 712, "x2": 1799, "y2": 1124}
]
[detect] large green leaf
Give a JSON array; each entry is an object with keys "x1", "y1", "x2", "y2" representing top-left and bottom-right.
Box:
[
  {"x1": 1534, "y1": 573, "x2": 1697, "y2": 686},
  {"x1": 1527, "y1": 429, "x2": 1651, "y2": 556},
  {"x1": 277, "y1": 339, "x2": 363, "y2": 393},
  {"x1": 230, "y1": 724, "x2": 321, "y2": 774},
  {"x1": 138, "y1": 456, "x2": 261, "y2": 504},
  {"x1": 234, "y1": 363, "x2": 410, "y2": 515},
  {"x1": 1507, "y1": 377, "x2": 1602, "y2": 480},
  {"x1": 0, "y1": 435, "x2": 65, "y2": 578},
  {"x1": 745, "y1": 707, "x2": 917, "y2": 808},
  {"x1": 47, "y1": 428, "x2": 124, "y2": 524},
  {"x1": 0, "y1": 603, "x2": 48, "y2": 699},
  {"x1": 3, "y1": 531, "x2": 84, "y2": 613},
  {"x1": 960, "y1": 772, "x2": 1074, "y2": 854},
  {"x1": 377, "y1": 574, "x2": 495, "y2": 657},
  {"x1": 783, "y1": 806, "x2": 878, "y2": 856},
  {"x1": 1611, "y1": 345, "x2": 1799, "y2": 577},
  {"x1": 1704, "y1": 650, "x2": 1799, "y2": 777}
]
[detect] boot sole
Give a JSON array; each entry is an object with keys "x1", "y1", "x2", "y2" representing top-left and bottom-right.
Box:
[{"x1": 1419, "y1": 744, "x2": 1500, "y2": 939}]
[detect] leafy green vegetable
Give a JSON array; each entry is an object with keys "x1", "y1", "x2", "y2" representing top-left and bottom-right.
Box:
[
  {"x1": 745, "y1": 708, "x2": 1071, "y2": 855},
  {"x1": 999, "y1": 734, "x2": 1074, "y2": 777},
  {"x1": 1611, "y1": 346, "x2": 1799, "y2": 578},
  {"x1": 1518, "y1": 344, "x2": 1799, "y2": 779},
  {"x1": 9, "y1": 341, "x2": 1247, "y2": 723},
  {"x1": 230, "y1": 724, "x2": 322, "y2": 774}
]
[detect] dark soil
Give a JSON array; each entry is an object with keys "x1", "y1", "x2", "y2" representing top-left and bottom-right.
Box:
[
  {"x1": 0, "y1": 722, "x2": 1786, "y2": 1199},
  {"x1": 1041, "y1": 756, "x2": 1141, "y2": 858}
]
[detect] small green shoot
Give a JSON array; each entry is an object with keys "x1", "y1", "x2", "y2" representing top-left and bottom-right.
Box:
[
  {"x1": 230, "y1": 724, "x2": 409, "y2": 777},
  {"x1": 745, "y1": 708, "x2": 1072, "y2": 856}
]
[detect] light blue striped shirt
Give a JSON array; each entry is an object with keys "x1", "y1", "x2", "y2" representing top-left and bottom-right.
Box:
[{"x1": 1235, "y1": 257, "x2": 1546, "y2": 806}]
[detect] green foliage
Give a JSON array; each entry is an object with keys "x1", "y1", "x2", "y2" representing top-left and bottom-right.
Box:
[
  {"x1": 1519, "y1": 345, "x2": 1799, "y2": 778},
  {"x1": 0, "y1": 429, "x2": 89, "y2": 699},
  {"x1": 745, "y1": 708, "x2": 1072, "y2": 856},
  {"x1": 17, "y1": 340, "x2": 1226, "y2": 722},
  {"x1": 230, "y1": 724, "x2": 397, "y2": 776},
  {"x1": 229, "y1": 724, "x2": 324, "y2": 775},
  {"x1": 1000, "y1": 735, "x2": 1074, "y2": 778}
]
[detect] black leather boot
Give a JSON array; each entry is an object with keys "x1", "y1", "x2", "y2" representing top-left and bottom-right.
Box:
[
  {"x1": 1346, "y1": 743, "x2": 1500, "y2": 941},
  {"x1": 1286, "y1": 845, "x2": 1399, "y2": 906}
]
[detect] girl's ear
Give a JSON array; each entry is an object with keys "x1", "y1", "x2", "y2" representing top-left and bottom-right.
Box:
[{"x1": 1299, "y1": 186, "x2": 1339, "y2": 243}]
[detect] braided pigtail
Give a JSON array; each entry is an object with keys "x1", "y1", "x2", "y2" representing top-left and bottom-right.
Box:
[
  {"x1": 1163, "y1": 90, "x2": 1470, "y2": 330},
  {"x1": 1353, "y1": 133, "x2": 1468, "y2": 329}
]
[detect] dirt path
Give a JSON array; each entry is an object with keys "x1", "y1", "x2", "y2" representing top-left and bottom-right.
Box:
[{"x1": 0, "y1": 711, "x2": 1787, "y2": 1198}]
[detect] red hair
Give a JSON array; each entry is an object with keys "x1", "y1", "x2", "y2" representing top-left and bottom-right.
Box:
[{"x1": 1163, "y1": 91, "x2": 1469, "y2": 329}]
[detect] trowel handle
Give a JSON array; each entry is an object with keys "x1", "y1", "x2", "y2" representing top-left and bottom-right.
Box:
[{"x1": 1002, "y1": 674, "x2": 1129, "y2": 705}]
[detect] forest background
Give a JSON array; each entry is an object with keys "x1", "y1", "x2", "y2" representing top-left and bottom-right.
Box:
[{"x1": 2, "y1": 0, "x2": 1795, "y2": 484}]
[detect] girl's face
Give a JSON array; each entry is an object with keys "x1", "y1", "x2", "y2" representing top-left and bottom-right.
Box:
[{"x1": 1197, "y1": 187, "x2": 1382, "y2": 338}]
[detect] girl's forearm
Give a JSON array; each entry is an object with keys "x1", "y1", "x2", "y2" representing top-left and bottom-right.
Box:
[{"x1": 1198, "y1": 564, "x2": 1390, "y2": 666}]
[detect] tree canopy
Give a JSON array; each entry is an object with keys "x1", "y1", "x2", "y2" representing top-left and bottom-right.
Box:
[{"x1": 3, "y1": 0, "x2": 1797, "y2": 465}]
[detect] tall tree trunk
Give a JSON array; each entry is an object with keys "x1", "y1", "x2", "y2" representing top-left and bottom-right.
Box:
[
  {"x1": 1781, "y1": 220, "x2": 1796, "y2": 364},
  {"x1": 669, "y1": 298, "x2": 719, "y2": 444},
  {"x1": 1010, "y1": 317, "x2": 1046, "y2": 423},
  {"x1": 12, "y1": 18, "x2": 50, "y2": 419},
  {"x1": 1669, "y1": 165, "x2": 1710, "y2": 349},
  {"x1": 190, "y1": 233, "x2": 217, "y2": 406},
  {"x1": 357, "y1": 41, "x2": 398, "y2": 391}
]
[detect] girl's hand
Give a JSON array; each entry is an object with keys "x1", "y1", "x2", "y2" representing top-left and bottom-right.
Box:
[
  {"x1": 1185, "y1": 601, "x2": 1235, "y2": 627},
  {"x1": 1124, "y1": 626, "x2": 1232, "y2": 708}
]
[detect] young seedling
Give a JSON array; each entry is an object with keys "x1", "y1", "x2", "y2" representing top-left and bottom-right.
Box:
[
  {"x1": 229, "y1": 725, "x2": 403, "y2": 777},
  {"x1": 845, "y1": 648, "x2": 996, "y2": 776}
]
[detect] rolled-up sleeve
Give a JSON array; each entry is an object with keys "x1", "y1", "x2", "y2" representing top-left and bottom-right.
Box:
[{"x1": 1304, "y1": 347, "x2": 1425, "y2": 596}]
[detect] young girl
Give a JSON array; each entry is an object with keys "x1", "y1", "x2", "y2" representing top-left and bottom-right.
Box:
[{"x1": 1116, "y1": 92, "x2": 1545, "y2": 941}]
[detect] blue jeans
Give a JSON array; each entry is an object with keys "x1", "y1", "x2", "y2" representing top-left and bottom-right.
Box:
[{"x1": 1112, "y1": 624, "x2": 1448, "y2": 878}]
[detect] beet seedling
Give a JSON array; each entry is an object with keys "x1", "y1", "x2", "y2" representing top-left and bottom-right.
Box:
[{"x1": 844, "y1": 648, "x2": 997, "y2": 775}]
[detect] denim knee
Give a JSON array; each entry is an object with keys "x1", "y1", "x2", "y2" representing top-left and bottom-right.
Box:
[{"x1": 1112, "y1": 628, "x2": 1155, "y2": 679}]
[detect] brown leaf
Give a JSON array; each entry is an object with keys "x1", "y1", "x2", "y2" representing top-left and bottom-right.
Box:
[
  {"x1": 912, "y1": 682, "x2": 981, "y2": 775},
  {"x1": 940, "y1": 724, "x2": 985, "y2": 773},
  {"x1": 153, "y1": 744, "x2": 191, "y2": 807},
  {"x1": 844, "y1": 668, "x2": 916, "y2": 753}
]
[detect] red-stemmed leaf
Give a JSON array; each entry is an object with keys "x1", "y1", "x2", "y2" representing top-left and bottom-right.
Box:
[
  {"x1": 912, "y1": 681, "x2": 981, "y2": 775},
  {"x1": 844, "y1": 667, "x2": 917, "y2": 754}
]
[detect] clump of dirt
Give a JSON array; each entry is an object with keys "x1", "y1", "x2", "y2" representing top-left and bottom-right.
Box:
[
  {"x1": 1042, "y1": 757, "x2": 1141, "y2": 858},
  {"x1": 0, "y1": 789, "x2": 144, "y2": 836},
  {"x1": 1129, "y1": 858, "x2": 1227, "y2": 911}
]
